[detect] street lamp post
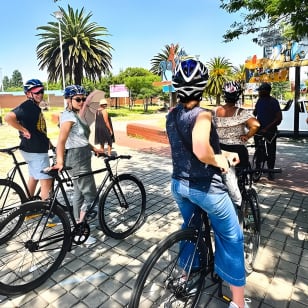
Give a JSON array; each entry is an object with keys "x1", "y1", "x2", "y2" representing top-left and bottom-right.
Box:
[{"x1": 54, "y1": 11, "x2": 65, "y2": 91}]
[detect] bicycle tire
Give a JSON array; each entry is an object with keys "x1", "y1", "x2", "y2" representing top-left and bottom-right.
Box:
[
  {"x1": 243, "y1": 188, "x2": 261, "y2": 274},
  {"x1": 98, "y1": 174, "x2": 146, "y2": 239},
  {"x1": 129, "y1": 228, "x2": 207, "y2": 308},
  {"x1": 0, "y1": 179, "x2": 27, "y2": 216},
  {"x1": 0, "y1": 202, "x2": 71, "y2": 295},
  {"x1": 0, "y1": 179, "x2": 27, "y2": 240},
  {"x1": 251, "y1": 151, "x2": 265, "y2": 182}
]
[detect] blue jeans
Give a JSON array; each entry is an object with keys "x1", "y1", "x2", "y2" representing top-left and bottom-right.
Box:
[{"x1": 171, "y1": 178, "x2": 245, "y2": 287}]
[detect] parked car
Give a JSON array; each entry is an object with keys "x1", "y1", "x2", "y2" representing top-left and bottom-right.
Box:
[{"x1": 278, "y1": 99, "x2": 308, "y2": 137}]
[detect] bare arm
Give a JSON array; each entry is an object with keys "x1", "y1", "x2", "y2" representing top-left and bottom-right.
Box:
[
  {"x1": 52, "y1": 121, "x2": 73, "y2": 171},
  {"x1": 192, "y1": 111, "x2": 231, "y2": 172},
  {"x1": 102, "y1": 110, "x2": 113, "y2": 133},
  {"x1": 4, "y1": 111, "x2": 31, "y2": 139},
  {"x1": 240, "y1": 117, "x2": 260, "y2": 142}
]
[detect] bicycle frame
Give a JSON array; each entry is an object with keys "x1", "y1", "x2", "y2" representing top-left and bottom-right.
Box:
[
  {"x1": 0, "y1": 146, "x2": 32, "y2": 199},
  {"x1": 46, "y1": 154, "x2": 132, "y2": 228},
  {"x1": 186, "y1": 209, "x2": 231, "y2": 304}
]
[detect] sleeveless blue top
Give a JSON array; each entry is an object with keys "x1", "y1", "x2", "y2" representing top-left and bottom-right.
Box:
[{"x1": 166, "y1": 103, "x2": 227, "y2": 193}]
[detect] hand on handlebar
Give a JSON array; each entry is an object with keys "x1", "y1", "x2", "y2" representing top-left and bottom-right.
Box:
[
  {"x1": 51, "y1": 162, "x2": 64, "y2": 172},
  {"x1": 92, "y1": 147, "x2": 105, "y2": 157},
  {"x1": 222, "y1": 150, "x2": 240, "y2": 167}
]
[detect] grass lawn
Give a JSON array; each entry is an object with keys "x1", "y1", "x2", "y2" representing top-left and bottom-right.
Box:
[{"x1": 0, "y1": 104, "x2": 168, "y2": 177}]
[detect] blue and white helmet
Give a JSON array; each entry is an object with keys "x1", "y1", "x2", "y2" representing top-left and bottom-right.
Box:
[
  {"x1": 172, "y1": 59, "x2": 209, "y2": 101},
  {"x1": 222, "y1": 81, "x2": 242, "y2": 102},
  {"x1": 63, "y1": 85, "x2": 87, "y2": 98},
  {"x1": 23, "y1": 79, "x2": 44, "y2": 93}
]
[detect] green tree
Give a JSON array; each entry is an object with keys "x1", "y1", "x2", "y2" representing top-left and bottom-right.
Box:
[
  {"x1": 205, "y1": 57, "x2": 232, "y2": 105},
  {"x1": 150, "y1": 44, "x2": 182, "y2": 107},
  {"x1": 232, "y1": 64, "x2": 246, "y2": 105},
  {"x1": 2, "y1": 76, "x2": 10, "y2": 91},
  {"x1": 120, "y1": 67, "x2": 160, "y2": 110},
  {"x1": 10, "y1": 70, "x2": 23, "y2": 88},
  {"x1": 37, "y1": 5, "x2": 113, "y2": 85},
  {"x1": 220, "y1": 0, "x2": 308, "y2": 42}
]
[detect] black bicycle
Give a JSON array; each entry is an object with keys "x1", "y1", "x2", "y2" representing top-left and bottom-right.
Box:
[
  {"x1": 0, "y1": 146, "x2": 73, "y2": 243},
  {"x1": 128, "y1": 165, "x2": 277, "y2": 307},
  {"x1": 0, "y1": 146, "x2": 40, "y2": 215},
  {"x1": 0, "y1": 153, "x2": 146, "y2": 295},
  {"x1": 236, "y1": 165, "x2": 261, "y2": 275},
  {"x1": 251, "y1": 133, "x2": 280, "y2": 182},
  {"x1": 0, "y1": 146, "x2": 72, "y2": 218}
]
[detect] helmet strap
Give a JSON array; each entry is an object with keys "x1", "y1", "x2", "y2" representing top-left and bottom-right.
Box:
[
  {"x1": 27, "y1": 93, "x2": 40, "y2": 104},
  {"x1": 67, "y1": 98, "x2": 79, "y2": 113}
]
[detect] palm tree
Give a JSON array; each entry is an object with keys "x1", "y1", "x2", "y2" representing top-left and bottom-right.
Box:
[
  {"x1": 150, "y1": 44, "x2": 183, "y2": 107},
  {"x1": 205, "y1": 57, "x2": 232, "y2": 105},
  {"x1": 37, "y1": 5, "x2": 113, "y2": 85},
  {"x1": 232, "y1": 64, "x2": 247, "y2": 105},
  {"x1": 150, "y1": 44, "x2": 180, "y2": 76}
]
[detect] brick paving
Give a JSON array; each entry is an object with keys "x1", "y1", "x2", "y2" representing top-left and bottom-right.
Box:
[{"x1": 0, "y1": 122, "x2": 307, "y2": 308}]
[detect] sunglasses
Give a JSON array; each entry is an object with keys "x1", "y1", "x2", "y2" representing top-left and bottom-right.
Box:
[
  {"x1": 33, "y1": 90, "x2": 44, "y2": 95},
  {"x1": 72, "y1": 97, "x2": 86, "y2": 103}
]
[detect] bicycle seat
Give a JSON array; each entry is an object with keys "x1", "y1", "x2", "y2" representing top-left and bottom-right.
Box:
[
  {"x1": 41, "y1": 167, "x2": 72, "y2": 177},
  {"x1": 0, "y1": 146, "x2": 20, "y2": 154}
]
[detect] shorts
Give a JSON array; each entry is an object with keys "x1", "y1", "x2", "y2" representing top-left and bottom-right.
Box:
[{"x1": 20, "y1": 150, "x2": 52, "y2": 180}]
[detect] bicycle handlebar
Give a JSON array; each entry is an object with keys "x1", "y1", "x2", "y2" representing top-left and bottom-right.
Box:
[
  {"x1": 96, "y1": 153, "x2": 132, "y2": 161},
  {"x1": 237, "y1": 167, "x2": 282, "y2": 175},
  {"x1": 41, "y1": 153, "x2": 132, "y2": 177}
]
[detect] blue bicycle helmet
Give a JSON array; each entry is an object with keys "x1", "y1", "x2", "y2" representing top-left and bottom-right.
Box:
[
  {"x1": 23, "y1": 79, "x2": 44, "y2": 93},
  {"x1": 63, "y1": 85, "x2": 87, "y2": 98},
  {"x1": 172, "y1": 59, "x2": 209, "y2": 102},
  {"x1": 222, "y1": 81, "x2": 242, "y2": 102}
]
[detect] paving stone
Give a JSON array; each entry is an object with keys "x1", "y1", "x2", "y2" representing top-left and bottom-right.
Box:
[{"x1": 0, "y1": 137, "x2": 307, "y2": 307}]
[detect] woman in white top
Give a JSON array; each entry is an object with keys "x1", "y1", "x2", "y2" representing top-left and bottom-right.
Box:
[
  {"x1": 214, "y1": 81, "x2": 260, "y2": 207},
  {"x1": 53, "y1": 85, "x2": 104, "y2": 245}
]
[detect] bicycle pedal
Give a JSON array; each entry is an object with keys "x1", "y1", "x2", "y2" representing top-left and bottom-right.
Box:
[
  {"x1": 86, "y1": 210, "x2": 97, "y2": 220},
  {"x1": 25, "y1": 214, "x2": 41, "y2": 220}
]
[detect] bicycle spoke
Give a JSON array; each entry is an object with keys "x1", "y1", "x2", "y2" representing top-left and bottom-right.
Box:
[
  {"x1": 100, "y1": 174, "x2": 145, "y2": 239},
  {"x1": 0, "y1": 203, "x2": 71, "y2": 295},
  {"x1": 130, "y1": 229, "x2": 206, "y2": 307}
]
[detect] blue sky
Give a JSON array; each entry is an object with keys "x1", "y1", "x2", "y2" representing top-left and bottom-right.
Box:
[{"x1": 0, "y1": 0, "x2": 263, "y2": 83}]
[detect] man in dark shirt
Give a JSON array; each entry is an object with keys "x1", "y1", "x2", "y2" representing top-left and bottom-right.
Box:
[
  {"x1": 5, "y1": 79, "x2": 53, "y2": 200},
  {"x1": 253, "y1": 82, "x2": 282, "y2": 180}
]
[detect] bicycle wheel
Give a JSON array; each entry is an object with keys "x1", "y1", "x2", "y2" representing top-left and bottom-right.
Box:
[
  {"x1": 99, "y1": 174, "x2": 146, "y2": 239},
  {"x1": 251, "y1": 150, "x2": 265, "y2": 182},
  {"x1": 243, "y1": 188, "x2": 261, "y2": 274},
  {"x1": 0, "y1": 179, "x2": 27, "y2": 216},
  {"x1": 0, "y1": 202, "x2": 71, "y2": 295},
  {"x1": 129, "y1": 228, "x2": 208, "y2": 308},
  {"x1": 0, "y1": 179, "x2": 27, "y2": 240},
  {"x1": 251, "y1": 150, "x2": 264, "y2": 183}
]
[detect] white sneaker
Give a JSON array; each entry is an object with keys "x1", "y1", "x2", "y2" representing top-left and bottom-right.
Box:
[{"x1": 84, "y1": 235, "x2": 96, "y2": 245}]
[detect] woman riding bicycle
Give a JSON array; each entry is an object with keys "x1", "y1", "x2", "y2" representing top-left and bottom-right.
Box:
[
  {"x1": 166, "y1": 59, "x2": 249, "y2": 308},
  {"x1": 214, "y1": 81, "x2": 260, "y2": 208}
]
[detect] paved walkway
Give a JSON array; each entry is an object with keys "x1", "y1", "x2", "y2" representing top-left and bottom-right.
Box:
[{"x1": 0, "y1": 121, "x2": 307, "y2": 308}]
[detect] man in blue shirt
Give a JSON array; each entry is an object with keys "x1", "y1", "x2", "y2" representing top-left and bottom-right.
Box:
[{"x1": 253, "y1": 82, "x2": 282, "y2": 180}]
